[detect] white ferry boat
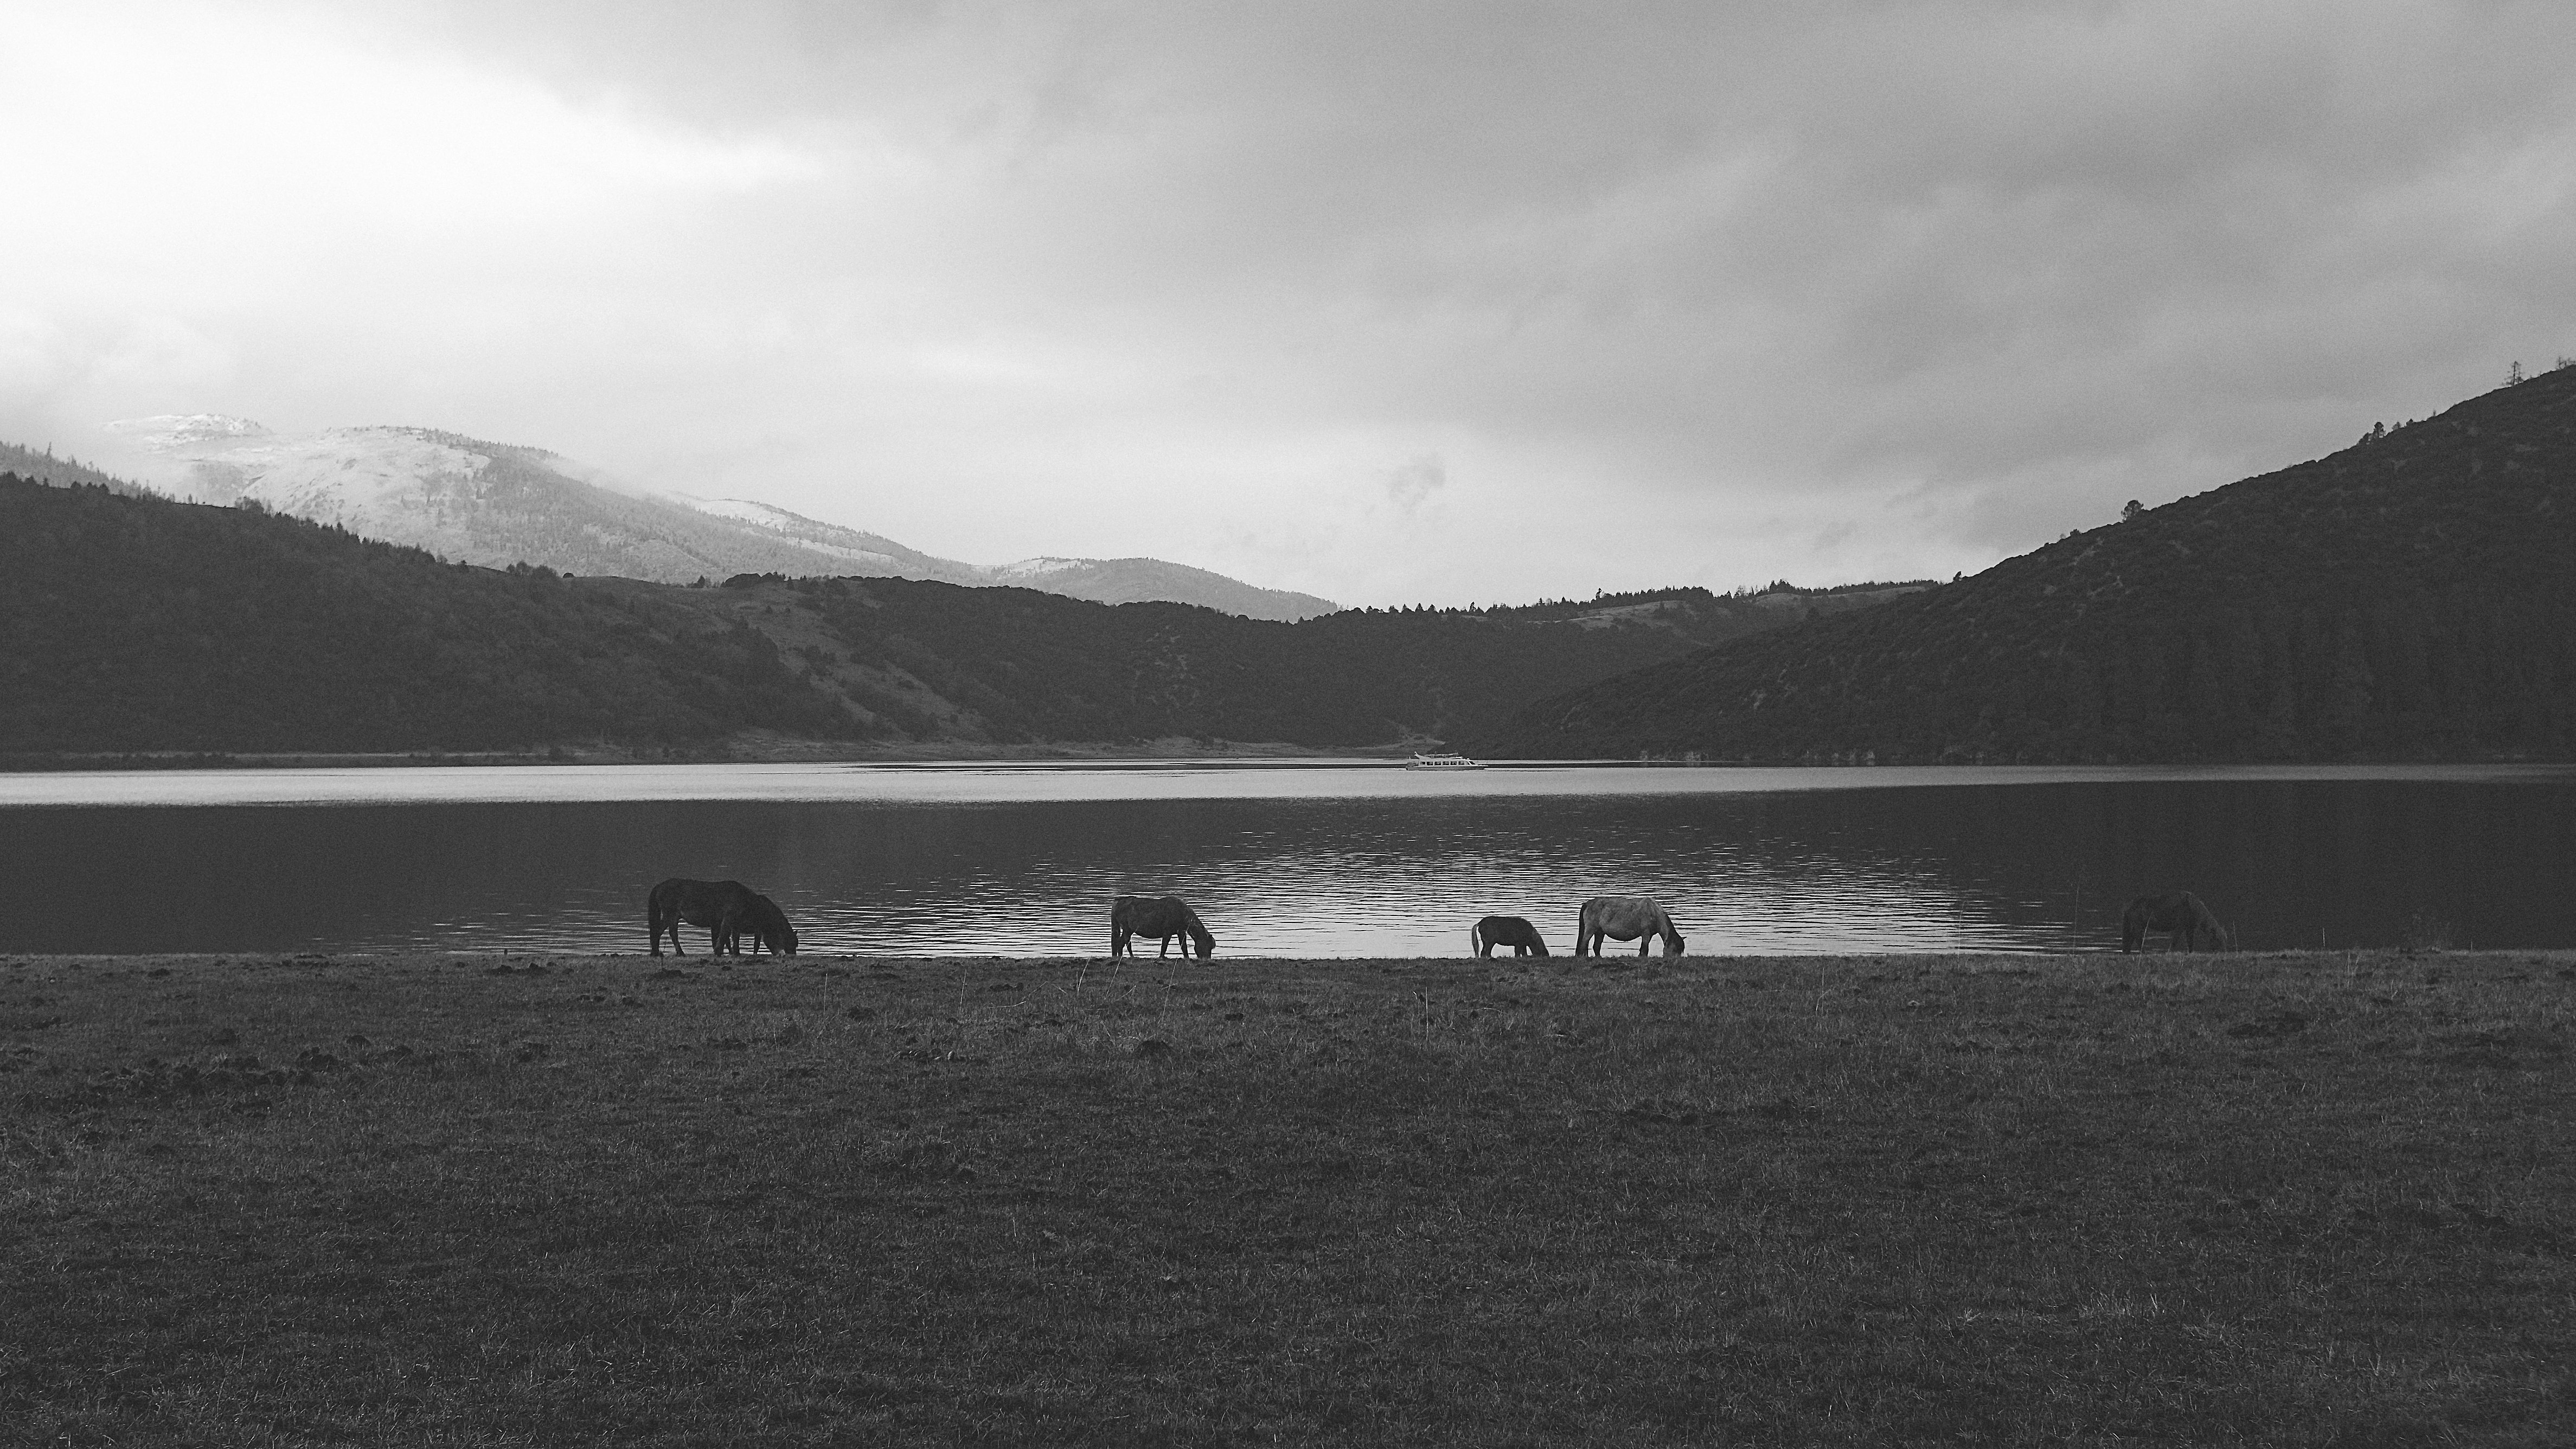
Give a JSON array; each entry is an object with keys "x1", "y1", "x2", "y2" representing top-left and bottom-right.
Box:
[{"x1": 1405, "y1": 752, "x2": 1485, "y2": 770}]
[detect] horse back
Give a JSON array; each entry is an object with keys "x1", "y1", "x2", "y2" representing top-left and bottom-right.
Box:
[
  {"x1": 1113, "y1": 895, "x2": 1175, "y2": 935},
  {"x1": 1581, "y1": 895, "x2": 1665, "y2": 935},
  {"x1": 653, "y1": 878, "x2": 758, "y2": 924}
]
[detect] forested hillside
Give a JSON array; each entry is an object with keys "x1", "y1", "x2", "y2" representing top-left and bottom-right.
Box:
[
  {"x1": 608, "y1": 574, "x2": 1936, "y2": 748},
  {"x1": 1483, "y1": 369, "x2": 2576, "y2": 762},
  {"x1": 0, "y1": 475, "x2": 855, "y2": 755},
  {"x1": 1496, "y1": 582, "x2": 1932, "y2": 646},
  {"x1": 625, "y1": 576, "x2": 1691, "y2": 746},
  {"x1": 2, "y1": 472, "x2": 1926, "y2": 755}
]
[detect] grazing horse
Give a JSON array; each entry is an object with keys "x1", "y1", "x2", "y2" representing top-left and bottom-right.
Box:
[
  {"x1": 1574, "y1": 896, "x2": 1686, "y2": 958},
  {"x1": 713, "y1": 893, "x2": 799, "y2": 957},
  {"x1": 1111, "y1": 895, "x2": 1216, "y2": 959},
  {"x1": 648, "y1": 877, "x2": 771, "y2": 957},
  {"x1": 1471, "y1": 915, "x2": 1549, "y2": 958},
  {"x1": 2121, "y1": 892, "x2": 2232, "y2": 953}
]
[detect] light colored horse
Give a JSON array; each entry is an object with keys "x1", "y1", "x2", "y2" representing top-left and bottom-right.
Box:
[
  {"x1": 1112, "y1": 895, "x2": 1216, "y2": 959},
  {"x1": 1471, "y1": 915, "x2": 1549, "y2": 957},
  {"x1": 2120, "y1": 892, "x2": 2231, "y2": 952},
  {"x1": 1575, "y1": 896, "x2": 1686, "y2": 957}
]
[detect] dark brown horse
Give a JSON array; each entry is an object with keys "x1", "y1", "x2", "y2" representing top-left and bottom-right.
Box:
[
  {"x1": 712, "y1": 892, "x2": 799, "y2": 956},
  {"x1": 1111, "y1": 895, "x2": 1216, "y2": 959},
  {"x1": 648, "y1": 878, "x2": 790, "y2": 957},
  {"x1": 2120, "y1": 892, "x2": 2231, "y2": 953},
  {"x1": 1575, "y1": 896, "x2": 1686, "y2": 957},
  {"x1": 1471, "y1": 915, "x2": 1549, "y2": 957}
]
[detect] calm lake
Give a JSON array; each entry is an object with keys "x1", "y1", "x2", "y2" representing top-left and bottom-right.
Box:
[{"x1": 2, "y1": 762, "x2": 2571, "y2": 958}]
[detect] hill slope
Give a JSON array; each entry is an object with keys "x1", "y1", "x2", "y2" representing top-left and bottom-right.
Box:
[
  {"x1": 611, "y1": 575, "x2": 1933, "y2": 749},
  {"x1": 0, "y1": 440, "x2": 161, "y2": 497},
  {"x1": 1482, "y1": 370, "x2": 2576, "y2": 762},
  {"x1": 89, "y1": 417, "x2": 1339, "y2": 619},
  {"x1": 0, "y1": 475, "x2": 856, "y2": 755},
  {"x1": 619, "y1": 578, "x2": 1698, "y2": 747},
  {"x1": 0, "y1": 473, "x2": 1922, "y2": 755}
]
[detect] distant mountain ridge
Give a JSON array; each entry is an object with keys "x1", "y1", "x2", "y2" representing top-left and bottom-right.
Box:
[
  {"x1": 84, "y1": 415, "x2": 1340, "y2": 620},
  {"x1": 1482, "y1": 368, "x2": 2576, "y2": 762},
  {"x1": 663, "y1": 490, "x2": 1341, "y2": 621}
]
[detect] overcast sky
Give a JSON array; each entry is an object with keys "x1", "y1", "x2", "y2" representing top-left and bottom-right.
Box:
[{"x1": 6, "y1": 1, "x2": 2574, "y2": 606}]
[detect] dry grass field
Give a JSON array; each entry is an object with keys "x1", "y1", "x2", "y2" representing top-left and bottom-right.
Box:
[{"x1": 4, "y1": 947, "x2": 2570, "y2": 1446}]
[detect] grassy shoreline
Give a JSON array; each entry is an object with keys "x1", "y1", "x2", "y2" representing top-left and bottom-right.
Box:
[{"x1": 6, "y1": 949, "x2": 2571, "y2": 1444}]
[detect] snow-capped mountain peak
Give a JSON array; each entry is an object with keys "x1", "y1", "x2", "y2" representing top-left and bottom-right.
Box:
[
  {"x1": 104, "y1": 414, "x2": 273, "y2": 450},
  {"x1": 84, "y1": 419, "x2": 1340, "y2": 620}
]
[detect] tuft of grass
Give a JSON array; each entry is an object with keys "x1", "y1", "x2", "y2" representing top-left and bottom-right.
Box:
[{"x1": 3, "y1": 948, "x2": 2571, "y2": 1445}]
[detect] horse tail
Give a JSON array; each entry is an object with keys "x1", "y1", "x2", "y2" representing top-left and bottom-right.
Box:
[{"x1": 646, "y1": 879, "x2": 676, "y2": 956}]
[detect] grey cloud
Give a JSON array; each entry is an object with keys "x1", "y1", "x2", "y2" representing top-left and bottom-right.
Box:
[
  {"x1": 1384, "y1": 454, "x2": 1445, "y2": 512},
  {"x1": 12, "y1": 1, "x2": 2576, "y2": 604}
]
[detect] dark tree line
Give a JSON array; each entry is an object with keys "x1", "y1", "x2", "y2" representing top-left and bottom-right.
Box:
[{"x1": 759, "y1": 576, "x2": 1718, "y2": 746}]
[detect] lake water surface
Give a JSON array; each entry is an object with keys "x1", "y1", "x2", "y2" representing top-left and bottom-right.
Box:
[{"x1": 3, "y1": 762, "x2": 2571, "y2": 957}]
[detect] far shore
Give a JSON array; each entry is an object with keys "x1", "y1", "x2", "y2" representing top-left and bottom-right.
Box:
[
  {"x1": 7, "y1": 741, "x2": 2573, "y2": 775},
  {"x1": 0, "y1": 735, "x2": 1393, "y2": 772}
]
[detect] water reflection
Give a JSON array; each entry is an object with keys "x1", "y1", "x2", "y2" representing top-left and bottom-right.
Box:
[{"x1": 2, "y1": 770, "x2": 2570, "y2": 956}]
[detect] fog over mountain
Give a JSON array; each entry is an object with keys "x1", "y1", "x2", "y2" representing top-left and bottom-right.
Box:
[{"x1": 89, "y1": 415, "x2": 1338, "y2": 621}]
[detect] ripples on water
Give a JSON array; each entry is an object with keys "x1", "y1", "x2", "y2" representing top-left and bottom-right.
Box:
[{"x1": 2, "y1": 764, "x2": 2571, "y2": 956}]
